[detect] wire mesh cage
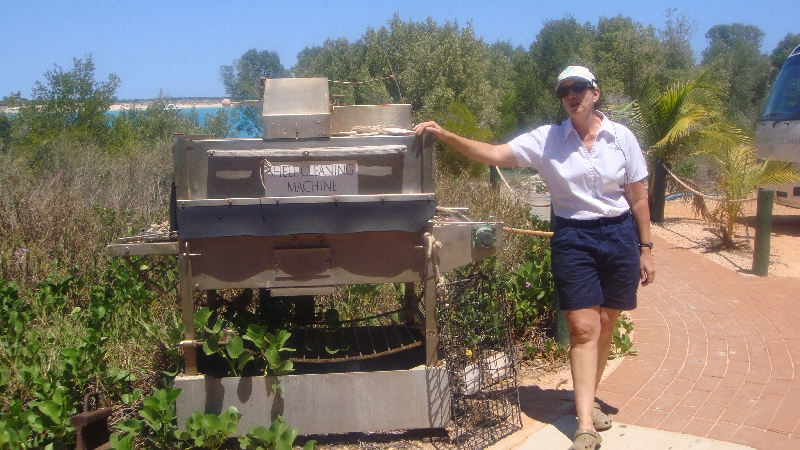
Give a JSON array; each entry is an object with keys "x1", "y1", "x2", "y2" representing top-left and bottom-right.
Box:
[{"x1": 437, "y1": 272, "x2": 522, "y2": 450}]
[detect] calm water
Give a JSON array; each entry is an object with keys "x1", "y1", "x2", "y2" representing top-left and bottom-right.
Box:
[{"x1": 107, "y1": 106, "x2": 259, "y2": 138}]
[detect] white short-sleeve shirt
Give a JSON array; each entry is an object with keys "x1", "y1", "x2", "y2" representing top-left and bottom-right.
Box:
[{"x1": 508, "y1": 112, "x2": 648, "y2": 220}]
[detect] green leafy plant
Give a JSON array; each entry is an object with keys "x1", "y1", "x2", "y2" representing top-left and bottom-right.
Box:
[
  {"x1": 27, "y1": 384, "x2": 76, "y2": 448},
  {"x1": 239, "y1": 415, "x2": 316, "y2": 450},
  {"x1": 505, "y1": 250, "x2": 554, "y2": 331},
  {"x1": 610, "y1": 315, "x2": 637, "y2": 359},
  {"x1": 112, "y1": 386, "x2": 182, "y2": 450},
  {"x1": 195, "y1": 307, "x2": 254, "y2": 377},
  {"x1": 176, "y1": 406, "x2": 241, "y2": 450},
  {"x1": 0, "y1": 400, "x2": 35, "y2": 449},
  {"x1": 243, "y1": 325, "x2": 294, "y2": 377}
]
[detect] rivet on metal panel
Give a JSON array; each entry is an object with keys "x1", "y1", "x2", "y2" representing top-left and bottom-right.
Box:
[
  {"x1": 303, "y1": 151, "x2": 310, "y2": 156},
  {"x1": 228, "y1": 199, "x2": 232, "y2": 207},
  {"x1": 318, "y1": 236, "x2": 324, "y2": 244},
  {"x1": 124, "y1": 247, "x2": 130, "y2": 256},
  {"x1": 381, "y1": 195, "x2": 386, "y2": 204},
  {"x1": 194, "y1": 284, "x2": 199, "y2": 291},
  {"x1": 208, "y1": 150, "x2": 214, "y2": 157}
]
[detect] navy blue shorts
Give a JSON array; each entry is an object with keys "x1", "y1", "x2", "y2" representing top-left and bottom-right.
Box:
[{"x1": 550, "y1": 213, "x2": 640, "y2": 311}]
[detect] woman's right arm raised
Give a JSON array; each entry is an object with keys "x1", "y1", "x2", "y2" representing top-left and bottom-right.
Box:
[{"x1": 412, "y1": 121, "x2": 517, "y2": 168}]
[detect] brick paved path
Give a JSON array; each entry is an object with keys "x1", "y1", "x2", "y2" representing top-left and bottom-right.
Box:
[{"x1": 597, "y1": 235, "x2": 800, "y2": 449}]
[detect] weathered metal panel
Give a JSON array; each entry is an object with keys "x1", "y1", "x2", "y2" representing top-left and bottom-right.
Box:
[
  {"x1": 186, "y1": 231, "x2": 426, "y2": 290},
  {"x1": 174, "y1": 365, "x2": 451, "y2": 435},
  {"x1": 262, "y1": 78, "x2": 330, "y2": 139},
  {"x1": 274, "y1": 248, "x2": 331, "y2": 280},
  {"x1": 174, "y1": 135, "x2": 430, "y2": 202},
  {"x1": 330, "y1": 104, "x2": 413, "y2": 134},
  {"x1": 175, "y1": 196, "x2": 437, "y2": 238}
]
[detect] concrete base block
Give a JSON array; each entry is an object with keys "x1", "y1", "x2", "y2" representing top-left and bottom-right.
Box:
[{"x1": 174, "y1": 365, "x2": 451, "y2": 435}]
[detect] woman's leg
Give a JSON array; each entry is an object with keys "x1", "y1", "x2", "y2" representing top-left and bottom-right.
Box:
[
  {"x1": 596, "y1": 307, "x2": 620, "y2": 389},
  {"x1": 565, "y1": 306, "x2": 602, "y2": 431}
]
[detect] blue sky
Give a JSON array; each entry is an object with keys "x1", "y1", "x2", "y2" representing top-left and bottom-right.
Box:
[{"x1": 0, "y1": 0, "x2": 796, "y2": 100}]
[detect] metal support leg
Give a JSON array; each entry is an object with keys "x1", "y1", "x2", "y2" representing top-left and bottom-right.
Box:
[
  {"x1": 424, "y1": 275, "x2": 438, "y2": 366},
  {"x1": 179, "y1": 240, "x2": 198, "y2": 376},
  {"x1": 424, "y1": 237, "x2": 439, "y2": 366}
]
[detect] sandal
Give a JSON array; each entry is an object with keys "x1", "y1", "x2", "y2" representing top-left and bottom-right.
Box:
[
  {"x1": 569, "y1": 428, "x2": 602, "y2": 450},
  {"x1": 593, "y1": 401, "x2": 612, "y2": 431}
]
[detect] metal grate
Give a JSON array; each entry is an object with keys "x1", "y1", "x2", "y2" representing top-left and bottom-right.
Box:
[
  {"x1": 288, "y1": 308, "x2": 424, "y2": 363},
  {"x1": 437, "y1": 274, "x2": 522, "y2": 450}
]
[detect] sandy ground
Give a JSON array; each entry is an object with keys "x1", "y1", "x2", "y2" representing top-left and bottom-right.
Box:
[{"x1": 652, "y1": 199, "x2": 800, "y2": 278}]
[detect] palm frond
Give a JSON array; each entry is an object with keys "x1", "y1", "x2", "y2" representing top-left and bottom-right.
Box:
[{"x1": 695, "y1": 142, "x2": 800, "y2": 247}]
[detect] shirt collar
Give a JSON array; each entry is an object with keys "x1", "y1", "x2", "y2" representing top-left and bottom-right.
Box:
[{"x1": 561, "y1": 111, "x2": 614, "y2": 141}]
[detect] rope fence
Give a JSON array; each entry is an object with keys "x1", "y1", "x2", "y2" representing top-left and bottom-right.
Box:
[
  {"x1": 661, "y1": 161, "x2": 758, "y2": 203},
  {"x1": 502, "y1": 226, "x2": 553, "y2": 237}
]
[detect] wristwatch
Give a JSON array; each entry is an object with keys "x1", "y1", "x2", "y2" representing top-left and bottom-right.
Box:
[{"x1": 639, "y1": 241, "x2": 654, "y2": 249}]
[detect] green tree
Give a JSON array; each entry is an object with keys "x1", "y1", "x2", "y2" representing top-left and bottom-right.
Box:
[
  {"x1": 108, "y1": 93, "x2": 207, "y2": 147},
  {"x1": 294, "y1": 36, "x2": 391, "y2": 105},
  {"x1": 617, "y1": 68, "x2": 747, "y2": 222},
  {"x1": 515, "y1": 16, "x2": 595, "y2": 126},
  {"x1": 592, "y1": 15, "x2": 663, "y2": 101},
  {"x1": 203, "y1": 107, "x2": 235, "y2": 138},
  {"x1": 488, "y1": 41, "x2": 526, "y2": 142},
  {"x1": 220, "y1": 49, "x2": 290, "y2": 136},
  {"x1": 433, "y1": 102, "x2": 494, "y2": 177},
  {"x1": 701, "y1": 24, "x2": 772, "y2": 128},
  {"x1": 295, "y1": 14, "x2": 505, "y2": 129},
  {"x1": 221, "y1": 49, "x2": 290, "y2": 99},
  {"x1": 15, "y1": 54, "x2": 120, "y2": 149},
  {"x1": 656, "y1": 8, "x2": 697, "y2": 88}
]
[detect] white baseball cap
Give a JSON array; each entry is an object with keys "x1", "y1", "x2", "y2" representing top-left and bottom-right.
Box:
[{"x1": 555, "y1": 66, "x2": 597, "y2": 90}]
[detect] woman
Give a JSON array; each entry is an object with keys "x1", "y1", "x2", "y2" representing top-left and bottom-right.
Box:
[{"x1": 413, "y1": 66, "x2": 655, "y2": 450}]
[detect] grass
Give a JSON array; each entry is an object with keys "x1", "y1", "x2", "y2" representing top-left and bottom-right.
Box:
[{"x1": 0, "y1": 138, "x2": 179, "y2": 406}]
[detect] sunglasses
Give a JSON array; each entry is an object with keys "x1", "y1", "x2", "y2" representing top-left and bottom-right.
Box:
[{"x1": 556, "y1": 80, "x2": 594, "y2": 98}]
